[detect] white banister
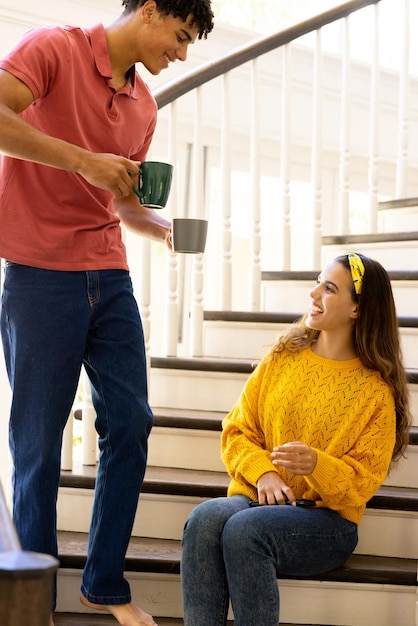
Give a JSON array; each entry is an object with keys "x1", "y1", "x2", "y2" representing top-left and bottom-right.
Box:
[
  {"x1": 249, "y1": 58, "x2": 261, "y2": 311},
  {"x1": 280, "y1": 45, "x2": 291, "y2": 270},
  {"x1": 338, "y1": 16, "x2": 351, "y2": 235}
]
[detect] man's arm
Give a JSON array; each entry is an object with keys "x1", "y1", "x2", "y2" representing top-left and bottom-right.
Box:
[
  {"x1": 0, "y1": 69, "x2": 139, "y2": 198},
  {"x1": 115, "y1": 194, "x2": 172, "y2": 248}
]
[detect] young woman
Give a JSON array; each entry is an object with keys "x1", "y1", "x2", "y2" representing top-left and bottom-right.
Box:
[{"x1": 181, "y1": 253, "x2": 411, "y2": 626}]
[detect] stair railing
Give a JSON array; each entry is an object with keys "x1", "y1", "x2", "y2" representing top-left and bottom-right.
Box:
[{"x1": 137, "y1": 0, "x2": 416, "y2": 359}]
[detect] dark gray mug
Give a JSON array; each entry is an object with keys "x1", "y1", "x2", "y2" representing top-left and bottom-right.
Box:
[{"x1": 172, "y1": 218, "x2": 208, "y2": 254}]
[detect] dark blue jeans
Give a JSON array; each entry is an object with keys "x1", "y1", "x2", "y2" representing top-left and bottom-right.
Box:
[
  {"x1": 181, "y1": 495, "x2": 358, "y2": 626},
  {"x1": 1, "y1": 264, "x2": 153, "y2": 607}
]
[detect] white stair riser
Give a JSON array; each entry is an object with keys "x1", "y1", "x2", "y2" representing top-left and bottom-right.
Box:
[
  {"x1": 150, "y1": 370, "x2": 418, "y2": 427},
  {"x1": 148, "y1": 426, "x2": 418, "y2": 489},
  {"x1": 57, "y1": 488, "x2": 418, "y2": 559},
  {"x1": 322, "y1": 241, "x2": 418, "y2": 271},
  {"x1": 148, "y1": 427, "x2": 224, "y2": 471},
  {"x1": 261, "y1": 279, "x2": 418, "y2": 318},
  {"x1": 56, "y1": 569, "x2": 417, "y2": 626},
  {"x1": 149, "y1": 369, "x2": 249, "y2": 412},
  {"x1": 379, "y1": 206, "x2": 418, "y2": 232},
  {"x1": 384, "y1": 445, "x2": 418, "y2": 489},
  {"x1": 203, "y1": 321, "x2": 418, "y2": 368}
]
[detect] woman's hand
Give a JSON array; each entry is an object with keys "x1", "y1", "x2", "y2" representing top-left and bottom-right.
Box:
[
  {"x1": 256, "y1": 471, "x2": 296, "y2": 505},
  {"x1": 271, "y1": 441, "x2": 317, "y2": 475}
]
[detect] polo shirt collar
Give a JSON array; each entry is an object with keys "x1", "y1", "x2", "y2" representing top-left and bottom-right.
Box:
[{"x1": 85, "y1": 23, "x2": 137, "y2": 98}]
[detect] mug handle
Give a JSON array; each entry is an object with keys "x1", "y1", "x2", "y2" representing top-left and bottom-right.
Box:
[{"x1": 129, "y1": 171, "x2": 143, "y2": 200}]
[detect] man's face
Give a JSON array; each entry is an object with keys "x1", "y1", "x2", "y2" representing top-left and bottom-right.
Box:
[{"x1": 139, "y1": 9, "x2": 199, "y2": 75}]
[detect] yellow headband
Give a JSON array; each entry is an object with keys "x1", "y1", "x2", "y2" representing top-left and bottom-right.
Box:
[{"x1": 347, "y1": 252, "x2": 365, "y2": 297}]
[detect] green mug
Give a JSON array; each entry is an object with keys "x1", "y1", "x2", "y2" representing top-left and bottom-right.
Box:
[{"x1": 132, "y1": 161, "x2": 173, "y2": 209}]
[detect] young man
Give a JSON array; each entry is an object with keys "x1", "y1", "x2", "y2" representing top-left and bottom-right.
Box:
[{"x1": 0, "y1": 1, "x2": 214, "y2": 625}]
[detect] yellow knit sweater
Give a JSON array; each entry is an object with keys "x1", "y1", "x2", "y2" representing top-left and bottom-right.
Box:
[{"x1": 221, "y1": 346, "x2": 396, "y2": 524}]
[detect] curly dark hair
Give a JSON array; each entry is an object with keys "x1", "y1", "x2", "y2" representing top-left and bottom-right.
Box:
[{"x1": 121, "y1": 0, "x2": 214, "y2": 39}]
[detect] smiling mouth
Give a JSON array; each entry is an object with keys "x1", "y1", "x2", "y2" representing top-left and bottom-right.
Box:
[{"x1": 310, "y1": 304, "x2": 323, "y2": 315}]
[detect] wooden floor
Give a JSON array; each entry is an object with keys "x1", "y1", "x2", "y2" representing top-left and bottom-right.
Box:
[
  {"x1": 53, "y1": 615, "x2": 186, "y2": 625},
  {"x1": 53, "y1": 616, "x2": 315, "y2": 625},
  {"x1": 53, "y1": 616, "x2": 235, "y2": 625}
]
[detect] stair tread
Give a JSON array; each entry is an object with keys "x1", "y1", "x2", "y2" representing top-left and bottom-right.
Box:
[
  {"x1": 60, "y1": 462, "x2": 418, "y2": 511},
  {"x1": 204, "y1": 309, "x2": 418, "y2": 328},
  {"x1": 53, "y1": 616, "x2": 302, "y2": 625},
  {"x1": 150, "y1": 357, "x2": 418, "y2": 384},
  {"x1": 57, "y1": 531, "x2": 417, "y2": 586}
]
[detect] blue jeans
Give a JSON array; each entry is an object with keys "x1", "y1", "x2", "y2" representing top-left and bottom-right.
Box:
[
  {"x1": 181, "y1": 495, "x2": 358, "y2": 626},
  {"x1": 1, "y1": 264, "x2": 153, "y2": 607}
]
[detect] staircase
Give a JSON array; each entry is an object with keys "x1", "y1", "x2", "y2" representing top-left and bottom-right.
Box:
[{"x1": 54, "y1": 231, "x2": 418, "y2": 625}]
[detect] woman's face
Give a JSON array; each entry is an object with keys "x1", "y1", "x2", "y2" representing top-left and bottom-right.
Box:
[{"x1": 306, "y1": 260, "x2": 359, "y2": 332}]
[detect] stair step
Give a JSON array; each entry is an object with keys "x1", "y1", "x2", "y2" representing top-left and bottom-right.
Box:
[
  {"x1": 60, "y1": 463, "x2": 418, "y2": 513},
  {"x1": 57, "y1": 531, "x2": 417, "y2": 586},
  {"x1": 202, "y1": 313, "x2": 418, "y2": 366},
  {"x1": 149, "y1": 356, "x2": 418, "y2": 423},
  {"x1": 58, "y1": 461, "x2": 418, "y2": 558},
  {"x1": 321, "y1": 232, "x2": 418, "y2": 271},
  {"x1": 260, "y1": 270, "x2": 418, "y2": 317},
  {"x1": 55, "y1": 532, "x2": 418, "y2": 623}
]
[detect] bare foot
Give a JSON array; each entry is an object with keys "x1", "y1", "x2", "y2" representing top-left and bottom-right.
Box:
[
  {"x1": 49, "y1": 616, "x2": 55, "y2": 626},
  {"x1": 80, "y1": 595, "x2": 158, "y2": 626}
]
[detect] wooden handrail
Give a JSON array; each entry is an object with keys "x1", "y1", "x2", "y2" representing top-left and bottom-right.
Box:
[{"x1": 153, "y1": 0, "x2": 382, "y2": 109}]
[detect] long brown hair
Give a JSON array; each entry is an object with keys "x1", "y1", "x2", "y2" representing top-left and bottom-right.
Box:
[{"x1": 273, "y1": 254, "x2": 411, "y2": 464}]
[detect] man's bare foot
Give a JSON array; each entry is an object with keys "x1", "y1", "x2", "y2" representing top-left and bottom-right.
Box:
[
  {"x1": 80, "y1": 595, "x2": 158, "y2": 626},
  {"x1": 49, "y1": 615, "x2": 54, "y2": 626}
]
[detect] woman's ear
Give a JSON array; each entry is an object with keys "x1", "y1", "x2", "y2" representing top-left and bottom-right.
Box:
[{"x1": 350, "y1": 304, "x2": 360, "y2": 320}]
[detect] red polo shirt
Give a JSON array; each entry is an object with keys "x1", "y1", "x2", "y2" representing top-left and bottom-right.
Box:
[{"x1": 0, "y1": 24, "x2": 157, "y2": 270}]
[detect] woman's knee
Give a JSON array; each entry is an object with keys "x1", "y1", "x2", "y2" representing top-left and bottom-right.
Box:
[{"x1": 183, "y1": 496, "x2": 249, "y2": 542}]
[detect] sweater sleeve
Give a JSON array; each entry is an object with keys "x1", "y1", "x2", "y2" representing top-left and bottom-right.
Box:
[
  {"x1": 221, "y1": 357, "x2": 280, "y2": 490},
  {"x1": 306, "y1": 395, "x2": 396, "y2": 510}
]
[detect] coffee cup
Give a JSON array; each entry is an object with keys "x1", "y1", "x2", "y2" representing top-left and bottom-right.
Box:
[
  {"x1": 132, "y1": 161, "x2": 173, "y2": 209},
  {"x1": 172, "y1": 218, "x2": 208, "y2": 254}
]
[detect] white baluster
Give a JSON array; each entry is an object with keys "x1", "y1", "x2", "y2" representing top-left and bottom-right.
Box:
[
  {"x1": 338, "y1": 16, "x2": 351, "y2": 235},
  {"x1": 281, "y1": 45, "x2": 291, "y2": 270},
  {"x1": 190, "y1": 87, "x2": 205, "y2": 357},
  {"x1": 139, "y1": 238, "x2": 152, "y2": 389},
  {"x1": 396, "y1": 0, "x2": 410, "y2": 199},
  {"x1": 220, "y1": 72, "x2": 232, "y2": 311},
  {"x1": 250, "y1": 58, "x2": 261, "y2": 311},
  {"x1": 311, "y1": 28, "x2": 323, "y2": 271},
  {"x1": 368, "y1": 2, "x2": 380, "y2": 233},
  {"x1": 164, "y1": 100, "x2": 179, "y2": 357},
  {"x1": 61, "y1": 412, "x2": 73, "y2": 471},
  {"x1": 81, "y1": 368, "x2": 97, "y2": 466}
]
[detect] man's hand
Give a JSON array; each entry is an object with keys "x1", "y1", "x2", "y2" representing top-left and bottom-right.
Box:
[{"x1": 76, "y1": 153, "x2": 140, "y2": 198}]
